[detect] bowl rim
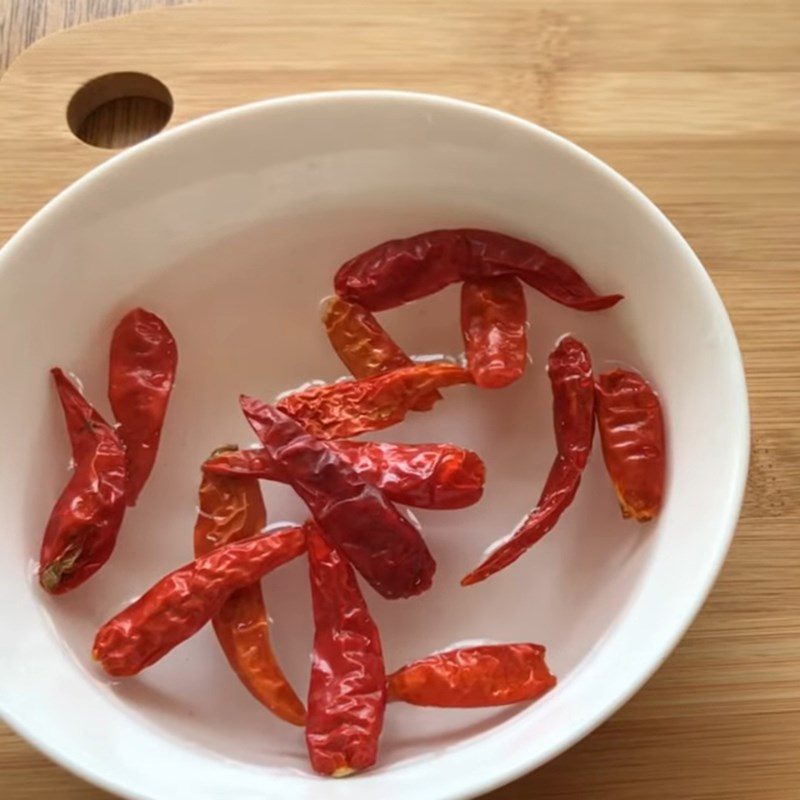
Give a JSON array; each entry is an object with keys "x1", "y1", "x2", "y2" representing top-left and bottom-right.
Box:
[{"x1": 0, "y1": 89, "x2": 750, "y2": 800}]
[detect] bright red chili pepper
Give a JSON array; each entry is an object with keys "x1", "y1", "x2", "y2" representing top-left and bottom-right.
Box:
[
  {"x1": 39, "y1": 368, "x2": 127, "y2": 594},
  {"x1": 462, "y1": 336, "x2": 594, "y2": 586},
  {"x1": 334, "y1": 229, "x2": 623, "y2": 312},
  {"x1": 595, "y1": 369, "x2": 666, "y2": 521},
  {"x1": 321, "y1": 295, "x2": 440, "y2": 410},
  {"x1": 93, "y1": 526, "x2": 306, "y2": 677},
  {"x1": 277, "y1": 362, "x2": 473, "y2": 439},
  {"x1": 194, "y1": 446, "x2": 305, "y2": 726},
  {"x1": 550, "y1": 335, "x2": 595, "y2": 470},
  {"x1": 203, "y1": 440, "x2": 485, "y2": 510},
  {"x1": 305, "y1": 521, "x2": 386, "y2": 777},
  {"x1": 387, "y1": 643, "x2": 556, "y2": 707},
  {"x1": 461, "y1": 276, "x2": 528, "y2": 388},
  {"x1": 240, "y1": 397, "x2": 436, "y2": 599},
  {"x1": 108, "y1": 308, "x2": 177, "y2": 505},
  {"x1": 461, "y1": 457, "x2": 580, "y2": 586}
]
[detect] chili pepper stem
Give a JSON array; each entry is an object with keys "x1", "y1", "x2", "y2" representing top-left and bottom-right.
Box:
[
  {"x1": 39, "y1": 544, "x2": 82, "y2": 593},
  {"x1": 621, "y1": 502, "x2": 655, "y2": 522},
  {"x1": 332, "y1": 767, "x2": 357, "y2": 779},
  {"x1": 210, "y1": 443, "x2": 239, "y2": 458}
]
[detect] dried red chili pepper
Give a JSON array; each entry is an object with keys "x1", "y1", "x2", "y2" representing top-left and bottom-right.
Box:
[
  {"x1": 387, "y1": 643, "x2": 556, "y2": 707},
  {"x1": 461, "y1": 458, "x2": 580, "y2": 586},
  {"x1": 39, "y1": 369, "x2": 127, "y2": 594},
  {"x1": 203, "y1": 440, "x2": 485, "y2": 510},
  {"x1": 462, "y1": 336, "x2": 594, "y2": 586},
  {"x1": 277, "y1": 362, "x2": 472, "y2": 439},
  {"x1": 93, "y1": 526, "x2": 306, "y2": 677},
  {"x1": 108, "y1": 308, "x2": 178, "y2": 505},
  {"x1": 550, "y1": 335, "x2": 595, "y2": 470},
  {"x1": 461, "y1": 276, "x2": 528, "y2": 388},
  {"x1": 595, "y1": 369, "x2": 666, "y2": 521},
  {"x1": 335, "y1": 228, "x2": 623, "y2": 312},
  {"x1": 305, "y1": 521, "x2": 386, "y2": 777},
  {"x1": 240, "y1": 397, "x2": 435, "y2": 599},
  {"x1": 194, "y1": 446, "x2": 305, "y2": 726},
  {"x1": 321, "y1": 295, "x2": 440, "y2": 410}
]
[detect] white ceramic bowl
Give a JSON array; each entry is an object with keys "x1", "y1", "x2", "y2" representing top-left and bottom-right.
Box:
[{"x1": 0, "y1": 91, "x2": 748, "y2": 799}]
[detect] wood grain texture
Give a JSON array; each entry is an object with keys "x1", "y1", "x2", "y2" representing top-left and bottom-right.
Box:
[
  {"x1": 0, "y1": 0, "x2": 193, "y2": 71},
  {"x1": 0, "y1": 1, "x2": 798, "y2": 798}
]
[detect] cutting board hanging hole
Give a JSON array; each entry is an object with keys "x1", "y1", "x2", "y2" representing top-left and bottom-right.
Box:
[{"x1": 66, "y1": 72, "x2": 173, "y2": 150}]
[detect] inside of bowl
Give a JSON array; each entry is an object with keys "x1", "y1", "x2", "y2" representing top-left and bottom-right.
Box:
[
  {"x1": 18, "y1": 197, "x2": 653, "y2": 769},
  {"x1": 0, "y1": 95, "x2": 744, "y2": 794}
]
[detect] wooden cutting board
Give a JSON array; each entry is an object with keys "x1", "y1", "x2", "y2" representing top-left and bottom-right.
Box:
[{"x1": 1, "y1": 1, "x2": 798, "y2": 798}]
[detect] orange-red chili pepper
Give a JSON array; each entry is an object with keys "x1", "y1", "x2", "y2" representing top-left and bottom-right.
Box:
[
  {"x1": 321, "y1": 295, "x2": 440, "y2": 410},
  {"x1": 462, "y1": 337, "x2": 594, "y2": 586},
  {"x1": 241, "y1": 397, "x2": 436, "y2": 599},
  {"x1": 93, "y1": 526, "x2": 306, "y2": 677},
  {"x1": 39, "y1": 368, "x2": 127, "y2": 594},
  {"x1": 595, "y1": 369, "x2": 666, "y2": 521},
  {"x1": 305, "y1": 521, "x2": 386, "y2": 777},
  {"x1": 277, "y1": 362, "x2": 473, "y2": 439},
  {"x1": 335, "y1": 228, "x2": 623, "y2": 312},
  {"x1": 108, "y1": 308, "x2": 177, "y2": 505},
  {"x1": 194, "y1": 446, "x2": 305, "y2": 726},
  {"x1": 461, "y1": 276, "x2": 528, "y2": 388},
  {"x1": 203, "y1": 440, "x2": 485, "y2": 510},
  {"x1": 387, "y1": 643, "x2": 556, "y2": 707}
]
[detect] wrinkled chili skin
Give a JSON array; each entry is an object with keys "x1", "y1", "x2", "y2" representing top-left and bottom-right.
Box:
[
  {"x1": 306, "y1": 522, "x2": 386, "y2": 777},
  {"x1": 203, "y1": 440, "x2": 485, "y2": 510},
  {"x1": 240, "y1": 397, "x2": 436, "y2": 599},
  {"x1": 339, "y1": 441, "x2": 485, "y2": 510},
  {"x1": 595, "y1": 369, "x2": 665, "y2": 521},
  {"x1": 108, "y1": 308, "x2": 177, "y2": 505},
  {"x1": 387, "y1": 643, "x2": 556, "y2": 707},
  {"x1": 335, "y1": 229, "x2": 623, "y2": 312},
  {"x1": 194, "y1": 447, "x2": 306, "y2": 726},
  {"x1": 93, "y1": 527, "x2": 306, "y2": 677},
  {"x1": 550, "y1": 336, "x2": 595, "y2": 468},
  {"x1": 39, "y1": 369, "x2": 127, "y2": 594},
  {"x1": 462, "y1": 337, "x2": 594, "y2": 586},
  {"x1": 461, "y1": 276, "x2": 528, "y2": 388},
  {"x1": 277, "y1": 362, "x2": 473, "y2": 439},
  {"x1": 321, "y1": 295, "x2": 440, "y2": 410}
]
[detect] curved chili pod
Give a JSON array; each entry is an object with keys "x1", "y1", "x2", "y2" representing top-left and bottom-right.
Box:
[
  {"x1": 39, "y1": 368, "x2": 127, "y2": 594},
  {"x1": 108, "y1": 308, "x2": 178, "y2": 505},
  {"x1": 203, "y1": 440, "x2": 485, "y2": 510},
  {"x1": 462, "y1": 337, "x2": 594, "y2": 586},
  {"x1": 93, "y1": 527, "x2": 306, "y2": 677},
  {"x1": 335, "y1": 229, "x2": 623, "y2": 312},
  {"x1": 194, "y1": 447, "x2": 305, "y2": 726},
  {"x1": 461, "y1": 457, "x2": 581, "y2": 586},
  {"x1": 277, "y1": 362, "x2": 473, "y2": 439},
  {"x1": 387, "y1": 643, "x2": 556, "y2": 707},
  {"x1": 321, "y1": 295, "x2": 440, "y2": 410},
  {"x1": 595, "y1": 369, "x2": 666, "y2": 521},
  {"x1": 240, "y1": 397, "x2": 436, "y2": 599},
  {"x1": 306, "y1": 521, "x2": 386, "y2": 777},
  {"x1": 461, "y1": 276, "x2": 528, "y2": 388}
]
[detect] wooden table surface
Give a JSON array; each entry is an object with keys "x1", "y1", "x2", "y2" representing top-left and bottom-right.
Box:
[{"x1": 0, "y1": 1, "x2": 798, "y2": 798}]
